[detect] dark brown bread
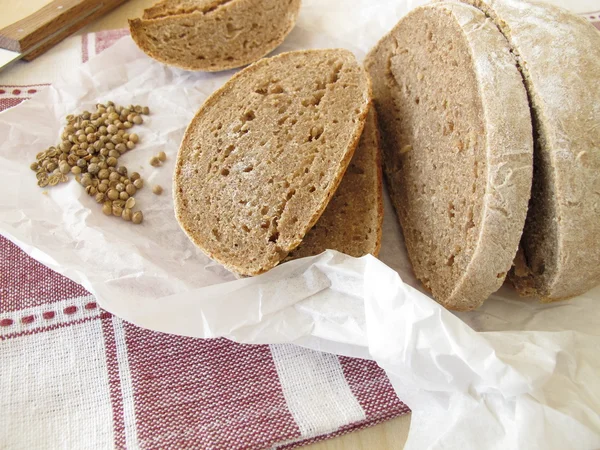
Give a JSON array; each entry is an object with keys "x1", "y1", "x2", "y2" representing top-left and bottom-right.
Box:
[
  {"x1": 129, "y1": 0, "x2": 301, "y2": 72},
  {"x1": 287, "y1": 107, "x2": 384, "y2": 260},
  {"x1": 174, "y1": 49, "x2": 371, "y2": 276},
  {"x1": 365, "y1": 2, "x2": 533, "y2": 310}
]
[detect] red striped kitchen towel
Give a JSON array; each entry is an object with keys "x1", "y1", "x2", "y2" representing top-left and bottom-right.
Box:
[{"x1": 0, "y1": 29, "x2": 410, "y2": 449}]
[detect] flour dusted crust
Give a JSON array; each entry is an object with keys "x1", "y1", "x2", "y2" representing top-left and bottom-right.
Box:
[
  {"x1": 129, "y1": 0, "x2": 301, "y2": 72},
  {"x1": 459, "y1": 0, "x2": 600, "y2": 301},
  {"x1": 174, "y1": 49, "x2": 371, "y2": 276},
  {"x1": 365, "y1": 2, "x2": 533, "y2": 310}
]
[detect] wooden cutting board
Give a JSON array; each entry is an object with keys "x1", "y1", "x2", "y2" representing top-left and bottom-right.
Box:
[{"x1": 0, "y1": 0, "x2": 126, "y2": 61}]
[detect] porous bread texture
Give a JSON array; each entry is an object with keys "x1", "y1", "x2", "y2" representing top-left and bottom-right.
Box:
[
  {"x1": 287, "y1": 107, "x2": 384, "y2": 260},
  {"x1": 129, "y1": 0, "x2": 301, "y2": 71},
  {"x1": 456, "y1": 0, "x2": 600, "y2": 302},
  {"x1": 174, "y1": 49, "x2": 371, "y2": 276},
  {"x1": 365, "y1": 2, "x2": 533, "y2": 311}
]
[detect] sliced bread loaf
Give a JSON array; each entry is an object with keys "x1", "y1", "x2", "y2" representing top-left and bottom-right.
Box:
[
  {"x1": 456, "y1": 0, "x2": 600, "y2": 302},
  {"x1": 174, "y1": 49, "x2": 371, "y2": 276},
  {"x1": 365, "y1": 2, "x2": 533, "y2": 311},
  {"x1": 286, "y1": 107, "x2": 384, "y2": 260},
  {"x1": 129, "y1": 0, "x2": 301, "y2": 72}
]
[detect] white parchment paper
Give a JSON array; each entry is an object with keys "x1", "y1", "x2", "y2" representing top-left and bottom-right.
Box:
[{"x1": 1, "y1": 0, "x2": 599, "y2": 448}]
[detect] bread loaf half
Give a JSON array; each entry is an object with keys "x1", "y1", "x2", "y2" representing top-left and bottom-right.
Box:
[
  {"x1": 455, "y1": 0, "x2": 600, "y2": 302},
  {"x1": 287, "y1": 107, "x2": 384, "y2": 260},
  {"x1": 129, "y1": 0, "x2": 301, "y2": 72},
  {"x1": 174, "y1": 49, "x2": 371, "y2": 276},
  {"x1": 365, "y1": 2, "x2": 533, "y2": 310}
]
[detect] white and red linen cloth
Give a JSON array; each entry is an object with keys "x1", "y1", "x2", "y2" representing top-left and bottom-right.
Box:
[{"x1": 0, "y1": 30, "x2": 409, "y2": 449}]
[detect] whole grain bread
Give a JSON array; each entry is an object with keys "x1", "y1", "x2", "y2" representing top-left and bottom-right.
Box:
[
  {"x1": 455, "y1": 0, "x2": 600, "y2": 302},
  {"x1": 174, "y1": 49, "x2": 371, "y2": 276},
  {"x1": 286, "y1": 107, "x2": 384, "y2": 260},
  {"x1": 129, "y1": 0, "x2": 301, "y2": 72},
  {"x1": 365, "y1": 2, "x2": 533, "y2": 311}
]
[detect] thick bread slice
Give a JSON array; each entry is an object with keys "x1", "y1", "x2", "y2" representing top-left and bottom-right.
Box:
[
  {"x1": 129, "y1": 0, "x2": 301, "y2": 72},
  {"x1": 287, "y1": 107, "x2": 384, "y2": 260},
  {"x1": 365, "y1": 2, "x2": 533, "y2": 311},
  {"x1": 456, "y1": 0, "x2": 600, "y2": 302},
  {"x1": 174, "y1": 49, "x2": 371, "y2": 276}
]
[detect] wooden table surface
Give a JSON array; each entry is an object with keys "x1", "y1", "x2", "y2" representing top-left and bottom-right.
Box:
[{"x1": 0, "y1": 1, "x2": 411, "y2": 448}]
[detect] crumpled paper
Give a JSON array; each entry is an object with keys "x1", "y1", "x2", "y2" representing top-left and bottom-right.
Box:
[{"x1": 1, "y1": 0, "x2": 599, "y2": 448}]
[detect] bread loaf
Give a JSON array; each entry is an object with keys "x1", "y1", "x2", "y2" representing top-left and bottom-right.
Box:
[
  {"x1": 455, "y1": 0, "x2": 600, "y2": 302},
  {"x1": 129, "y1": 0, "x2": 301, "y2": 72},
  {"x1": 287, "y1": 107, "x2": 383, "y2": 260},
  {"x1": 365, "y1": 2, "x2": 533, "y2": 310},
  {"x1": 174, "y1": 49, "x2": 371, "y2": 276}
]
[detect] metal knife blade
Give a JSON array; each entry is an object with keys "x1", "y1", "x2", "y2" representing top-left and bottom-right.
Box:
[{"x1": 0, "y1": 47, "x2": 22, "y2": 71}]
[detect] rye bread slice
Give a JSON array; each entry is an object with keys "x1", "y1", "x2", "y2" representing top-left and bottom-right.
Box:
[
  {"x1": 174, "y1": 49, "x2": 371, "y2": 276},
  {"x1": 365, "y1": 2, "x2": 533, "y2": 311},
  {"x1": 287, "y1": 107, "x2": 384, "y2": 260},
  {"x1": 129, "y1": 0, "x2": 301, "y2": 72},
  {"x1": 455, "y1": 0, "x2": 600, "y2": 302}
]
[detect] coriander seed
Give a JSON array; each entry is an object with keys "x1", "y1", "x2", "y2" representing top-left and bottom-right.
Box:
[
  {"x1": 157, "y1": 151, "x2": 167, "y2": 162},
  {"x1": 125, "y1": 184, "x2": 136, "y2": 196},
  {"x1": 116, "y1": 183, "x2": 125, "y2": 192},
  {"x1": 152, "y1": 185, "x2": 163, "y2": 195},
  {"x1": 149, "y1": 156, "x2": 160, "y2": 167},
  {"x1": 122, "y1": 208, "x2": 132, "y2": 221},
  {"x1": 98, "y1": 183, "x2": 108, "y2": 193},
  {"x1": 87, "y1": 163, "x2": 99, "y2": 175},
  {"x1": 30, "y1": 162, "x2": 39, "y2": 171},
  {"x1": 112, "y1": 205, "x2": 123, "y2": 217},
  {"x1": 102, "y1": 202, "x2": 112, "y2": 215},
  {"x1": 132, "y1": 211, "x2": 143, "y2": 224},
  {"x1": 133, "y1": 115, "x2": 143, "y2": 125},
  {"x1": 142, "y1": 106, "x2": 150, "y2": 115},
  {"x1": 71, "y1": 166, "x2": 82, "y2": 175},
  {"x1": 133, "y1": 178, "x2": 143, "y2": 189},
  {"x1": 80, "y1": 174, "x2": 92, "y2": 187},
  {"x1": 119, "y1": 191, "x2": 129, "y2": 201},
  {"x1": 107, "y1": 189, "x2": 119, "y2": 201},
  {"x1": 125, "y1": 197, "x2": 135, "y2": 209},
  {"x1": 95, "y1": 192, "x2": 105, "y2": 203},
  {"x1": 107, "y1": 156, "x2": 117, "y2": 167},
  {"x1": 130, "y1": 171, "x2": 140, "y2": 181},
  {"x1": 109, "y1": 172, "x2": 120, "y2": 182}
]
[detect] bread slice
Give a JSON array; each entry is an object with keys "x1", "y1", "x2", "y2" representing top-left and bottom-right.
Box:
[
  {"x1": 365, "y1": 2, "x2": 533, "y2": 311},
  {"x1": 174, "y1": 49, "x2": 371, "y2": 276},
  {"x1": 453, "y1": 0, "x2": 600, "y2": 302},
  {"x1": 286, "y1": 107, "x2": 384, "y2": 260},
  {"x1": 129, "y1": 0, "x2": 301, "y2": 72}
]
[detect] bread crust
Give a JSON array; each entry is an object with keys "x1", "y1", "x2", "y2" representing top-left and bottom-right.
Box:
[
  {"x1": 365, "y1": 2, "x2": 533, "y2": 310},
  {"x1": 456, "y1": 0, "x2": 600, "y2": 301},
  {"x1": 174, "y1": 49, "x2": 371, "y2": 276},
  {"x1": 129, "y1": 0, "x2": 301, "y2": 72}
]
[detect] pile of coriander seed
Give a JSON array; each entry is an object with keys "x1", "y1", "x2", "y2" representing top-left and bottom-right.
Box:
[{"x1": 31, "y1": 101, "x2": 150, "y2": 224}]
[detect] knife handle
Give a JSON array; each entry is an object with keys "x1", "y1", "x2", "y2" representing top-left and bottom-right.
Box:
[{"x1": 0, "y1": 0, "x2": 127, "y2": 61}]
